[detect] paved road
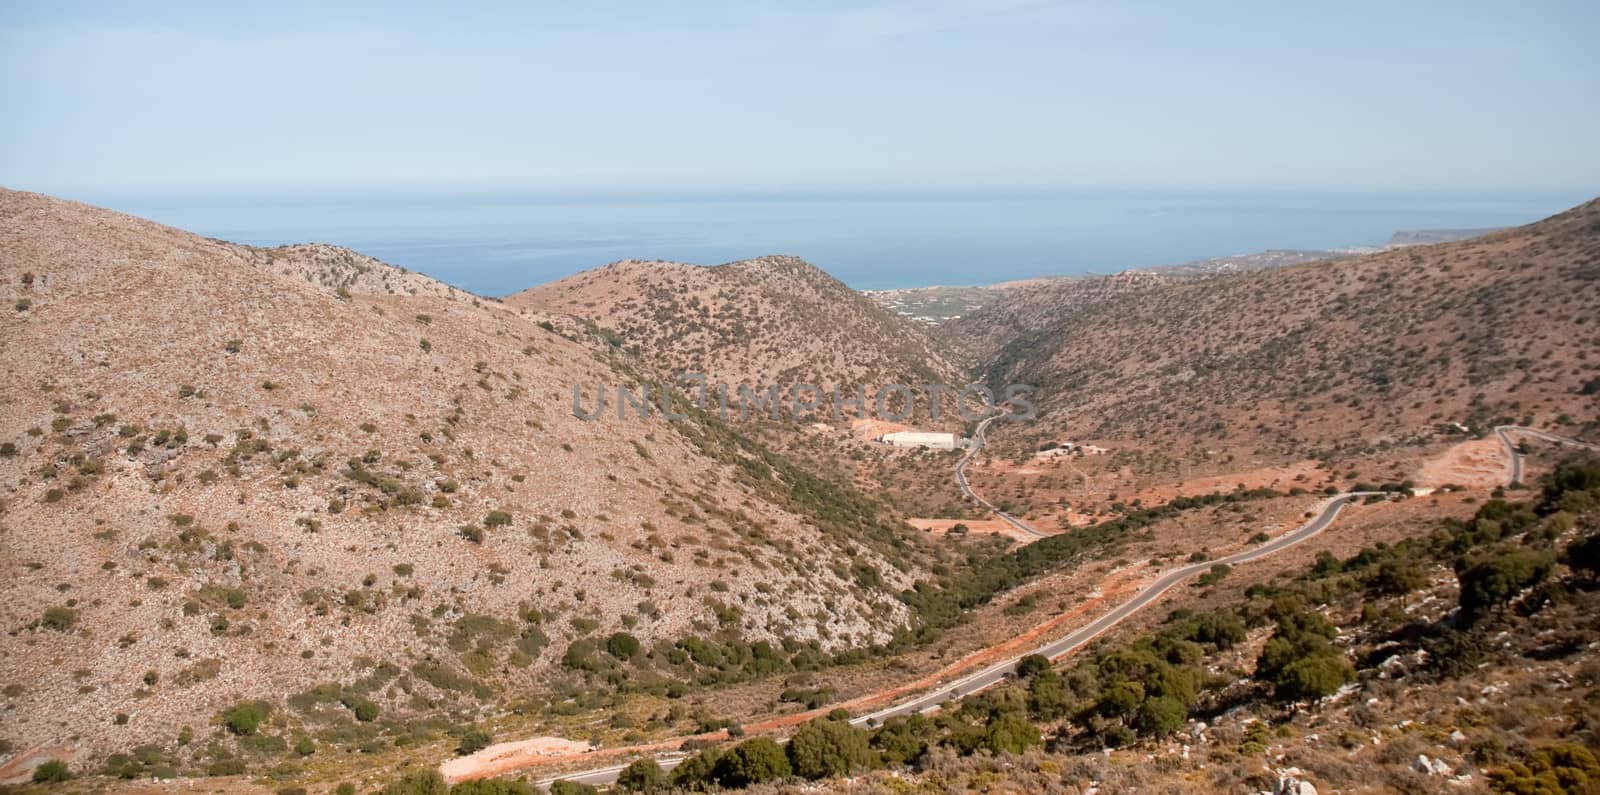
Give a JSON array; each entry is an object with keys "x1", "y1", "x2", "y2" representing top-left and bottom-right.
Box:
[
  {"x1": 1494, "y1": 425, "x2": 1600, "y2": 486},
  {"x1": 849, "y1": 491, "x2": 1376, "y2": 725},
  {"x1": 483, "y1": 425, "x2": 1600, "y2": 789},
  {"x1": 521, "y1": 492, "x2": 1377, "y2": 789},
  {"x1": 955, "y1": 413, "x2": 1045, "y2": 539}
]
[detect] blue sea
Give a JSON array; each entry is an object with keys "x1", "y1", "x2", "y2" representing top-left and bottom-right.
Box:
[{"x1": 98, "y1": 190, "x2": 1590, "y2": 296}]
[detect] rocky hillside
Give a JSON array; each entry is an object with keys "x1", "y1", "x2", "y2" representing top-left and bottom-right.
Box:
[
  {"x1": 506, "y1": 256, "x2": 962, "y2": 394},
  {"x1": 0, "y1": 190, "x2": 933, "y2": 772},
  {"x1": 948, "y1": 199, "x2": 1600, "y2": 458}
]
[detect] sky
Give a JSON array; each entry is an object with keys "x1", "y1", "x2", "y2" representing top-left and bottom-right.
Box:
[{"x1": 1, "y1": 1, "x2": 1597, "y2": 198}]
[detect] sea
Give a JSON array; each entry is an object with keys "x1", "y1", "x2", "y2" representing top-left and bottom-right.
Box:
[{"x1": 97, "y1": 190, "x2": 1590, "y2": 296}]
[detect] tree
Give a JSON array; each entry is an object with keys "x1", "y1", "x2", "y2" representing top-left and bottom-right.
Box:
[
  {"x1": 870, "y1": 715, "x2": 935, "y2": 766},
  {"x1": 547, "y1": 782, "x2": 597, "y2": 795},
  {"x1": 668, "y1": 748, "x2": 719, "y2": 791},
  {"x1": 1369, "y1": 558, "x2": 1428, "y2": 597},
  {"x1": 787, "y1": 717, "x2": 876, "y2": 780},
  {"x1": 616, "y1": 758, "x2": 666, "y2": 792},
  {"x1": 1567, "y1": 533, "x2": 1600, "y2": 577},
  {"x1": 1026, "y1": 669, "x2": 1072, "y2": 720},
  {"x1": 33, "y1": 759, "x2": 70, "y2": 783},
  {"x1": 1457, "y1": 547, "x2": 1555, "y2": 620},
  {"x1": 1276, "y1": 653, "x2": 1355, "y2": 701},
  {"x1": 981, "y1": 713, "x2": 1042, "y2": 754},
  {"x1": 1095, "y1": 680, "x2": 1144, "y2": 720},
  {"x1": 714, "y1": 737, "x2": 792, "y2": 787},
  {"x1": 1014, "y1": 653, "x2": 1051, "y2": 680},
  {"x1": 1134, "y1": 696, "x2": 1188, "y2": 737}
]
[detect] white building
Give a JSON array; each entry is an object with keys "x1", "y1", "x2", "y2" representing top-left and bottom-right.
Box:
[{"x1": 880, "y1": 431, "x2": 957, "y2": 450}]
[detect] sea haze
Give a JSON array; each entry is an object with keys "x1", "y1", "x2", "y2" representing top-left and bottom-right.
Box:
[{"x1": 97, "y1": 190, "x2": 1586, "y2": 295}]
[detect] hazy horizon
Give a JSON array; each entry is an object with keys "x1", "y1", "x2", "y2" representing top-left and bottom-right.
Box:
[{"x1": 64, "y1": 187, "x2": 1589, "y2": 294}]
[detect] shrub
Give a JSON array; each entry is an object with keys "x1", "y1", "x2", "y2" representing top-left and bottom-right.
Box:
[
  {"x1": 1134, "y1": 696, "x2": 1188, "y2": 737},
  {"x1": 616, "y1": 758, "x2": 666, "y2": 791},
  {"x1": 377, "y1": 770, "x2": 447, "y2": 795},
  {"x1": 787, "y1": 717, "x2": 876, "y2": 779},
  {"x1": 714, "y1": 737, "x2": 792, "y2": 787},
  {"x1": 350, "y1": 697, "x2": 379, "y2": 722},
  {"x1": 293, "y1": 735, "x2": 315, "y2": 756},
  {"x1": 548, "y1": 782, "x2": 598, "y2": 795},
  {"x1": 33, "y1": 759, "x2": 70, "y2": 782},
  {"x1": 484, "y1": 510, "x2": 512, "y2": 528},
  {"x1": 222, "y1": 700, "x2": 270, "y2": 735},
  {"x1": 981, "y1": 713, "x2": 1042, "y2": 754},
  {"x1": 41, "y1": 606, "x2": 77, "y2": 631},
  {"x1": 1457, "y1": 547, "x2": 1555, "y2": 620},
  {"x1": 1014, "y1": 653, "x2": 1051, "y2": 679},
  {"x1": 457, "y1": 728, "x2": 493, "y2": 755},
  {"x1": 606, "y1": 632, "x2": 642, "y2": 661}
]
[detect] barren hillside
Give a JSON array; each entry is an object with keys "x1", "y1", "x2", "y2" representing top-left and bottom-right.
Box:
[
  {"x1": 949, "y1": 199, "x2": 1600, "y2": 458},
  {"x1": 506, "y1": 256, "x2": 962, "y2": 394},
  {"x1": 0, "y1": 190, "x2": 933, "y2": 772}
]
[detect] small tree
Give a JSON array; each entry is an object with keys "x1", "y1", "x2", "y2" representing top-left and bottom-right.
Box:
[
  {"x1": 1134, "y1": 696, "x2": 1188, "y2": 737},
  {"x1": 1457, "y1": 547, "x2": 1555, "y2": 620},
  {"x1": 714, "y1": 737, "x2": 792, "y2": 787},
  {"x1": 548, "y1": 782, "x2": 598, "y2": 795},
  {"x1": 1014, "y1": 653, "x2": 1051, "y2": 679},
  {"x1": 981, "y1": 713, "x2": 1042, "y2": 754},
  {"x1": 787, "y1": 717, "x2": 875, "y2": 779},
  {"x1": 616, "y1": 758, "x2": 666, "y2": 792}
]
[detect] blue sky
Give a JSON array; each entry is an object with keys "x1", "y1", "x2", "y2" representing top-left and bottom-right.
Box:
[{"x1": 2, "y1": 1, "x2": 1596, "y2": 197}]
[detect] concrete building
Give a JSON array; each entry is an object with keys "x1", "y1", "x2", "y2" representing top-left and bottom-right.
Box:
[{"x1": 880, "y1": 431, "x2": 957, "y2": 450}]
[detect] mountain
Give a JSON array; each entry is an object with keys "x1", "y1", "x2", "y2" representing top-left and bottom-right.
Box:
[
  {"x1": 0, "y1": 190, "x2": 933, "y2": 772},
  {"x1": 947, "y1": 199, "x2": 1600, "y2": 457},
  {"x1": 506, "y1": 256, "x2": 962, "y2": 394}
]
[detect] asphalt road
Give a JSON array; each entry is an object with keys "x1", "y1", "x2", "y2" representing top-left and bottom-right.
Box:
[
  {"x1": 955, "y1": 413, "x2": 1045, "y2": 538},
  {"x1": 524, "y1": 492, "x2": 1376, "y2": 789},
  {"x1": 517, "y1": 428, "x2": 1600, "y2": 790},
  {"x1": 1494, "y1": 425, "x2": 1600, "y2": 486},
  {"x1": 849, "y1": 491, "x2": 1374, "y2": 725}
]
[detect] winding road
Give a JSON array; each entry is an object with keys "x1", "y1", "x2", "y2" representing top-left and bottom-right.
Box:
[
  {"x1": 1496, "y1": 424, "x2": 1600, "y2": 485},
  {"x1": 955, "y1": 412, "x2": 1045, "y2": 538},
  {"x1": 484, "y1": 426, "x2": 1598, "y2": 790}
]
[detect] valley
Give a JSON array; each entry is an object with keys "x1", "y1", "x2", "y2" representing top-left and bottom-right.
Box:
[{"x1": 2, "y1": 192, "x2": 1598, "y2": 795}]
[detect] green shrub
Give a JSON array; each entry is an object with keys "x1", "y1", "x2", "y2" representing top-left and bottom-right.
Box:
[
  {"x1": 714, "y1": 737, "x2": 792, "y2": 787},
  {"x1": 33, "y1": 759, "x2": 70, "y2": 782},
  {"x1": 377, "y1": 770, "x2": 447, "y2": 795},
  {"x1": 547, "y1": 781, "x2": 598, "y2": 795},
  {"x1": 606, "y1": 632, "x2": 641, "y2": 661},
  {"x1": 457, "y1": 727, "x2": 493, "y2": 756},
  {"x1": 787, "y1": 717, "x2": 876, "y2": 780},
  {"x1": 616, "y1": 758, "x2": 666, "y2": 791},
  {"x1": 222, "y1": 700, "x2": 270, "y2": 735},
  {"x1": 1457, "y1": 547, "x2": 1555, "y2": 620}
]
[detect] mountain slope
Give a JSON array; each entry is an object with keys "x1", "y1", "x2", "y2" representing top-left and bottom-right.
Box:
[
  {"x1": 506, "y1": 256, "x2": 962, "y2": 392},
  {"x1": 0, "y1": 190, "x2": 931, "y2": 770},
  {"x1": 949, "y1": 199, "x2": 1600, "y2": 457}
]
